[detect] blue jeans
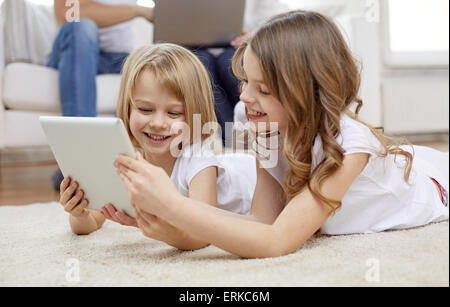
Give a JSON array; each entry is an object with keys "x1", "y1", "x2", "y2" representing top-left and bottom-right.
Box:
[
  {"x1": 191, "y1": 47, "x2": 241, "y2": 144},
  {"x1": 47, "y1": 18, "x2": 129, "y2": 117}
]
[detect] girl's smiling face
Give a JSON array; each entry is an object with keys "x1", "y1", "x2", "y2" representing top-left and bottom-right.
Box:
[
  {"x1": 240, "y1": 47, "x2": 289, "y2": 136},
  {"x1": 130, "y1": 69, "x2": 186, "y2": 158}
]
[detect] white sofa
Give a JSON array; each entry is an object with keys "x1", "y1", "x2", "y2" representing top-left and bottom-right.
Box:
[
  {"x1": 0, "y1": 4, "x2": 152, "y2": 149},
  {"x1": 0, "y1": 63, "x2": 126, "y2": 148}
]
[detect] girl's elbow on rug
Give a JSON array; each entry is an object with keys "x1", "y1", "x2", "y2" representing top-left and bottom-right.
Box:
[
  {"x1": 246, "y1": 230, "x2": 303, "y2": 259},
  {"x1": 264, "y1": 240, "x2": 302, "y2": 258},
  {"x1": 71, "y1": 228, "x2": 96, "y2": 236},
  {"x1": 175, "y1": 242, "x2": 210, "y2": 252},
  {"x1": 269, "y1": 226, "x2": 310, "y2": 258},
  {"x1": 244, "y1": 242, "x2": 297, "y2": 259},
  {"x1": 170, "y1": 235, "x2": 211, "y2": 251}
]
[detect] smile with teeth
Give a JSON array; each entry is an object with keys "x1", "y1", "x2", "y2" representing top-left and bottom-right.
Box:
[
  {"x1": 247, "y1": 109, "x2": 267, "y2": 117},
  {"x1": 145, "y1": 133, "x2": 171, "y2": 142}
]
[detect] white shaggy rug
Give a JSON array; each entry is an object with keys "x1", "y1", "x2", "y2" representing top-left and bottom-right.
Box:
[{"x1": 0, "y1": 202, "x2": 448, "y2": 287}]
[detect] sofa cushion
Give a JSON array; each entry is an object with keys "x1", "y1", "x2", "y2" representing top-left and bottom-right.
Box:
[{"x1": 2, "y1": 62, "x2": 121, "y2": 115}]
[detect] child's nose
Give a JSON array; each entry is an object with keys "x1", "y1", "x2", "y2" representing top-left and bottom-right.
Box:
[
  {"x1": 240, "y1": 89, "x2": 257, "y2": 106},
  {"x1": 240, "y1": 82, "x2": 257, "y2": 104},
  {"x1": 149, "y1": 113, "x2": 168, "y2": 130}
]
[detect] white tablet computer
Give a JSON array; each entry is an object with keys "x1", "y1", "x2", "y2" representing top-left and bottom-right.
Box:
[{"x1": 40, "y1": 116, "x2": 136, "y2": 218}]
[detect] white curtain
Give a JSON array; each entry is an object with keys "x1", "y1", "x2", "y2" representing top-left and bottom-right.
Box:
[{"x1": 1, "y1": 0, "x2": 59, "y2": 65}]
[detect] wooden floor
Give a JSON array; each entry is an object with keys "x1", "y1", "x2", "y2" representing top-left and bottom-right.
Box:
[
  {"x1": 0, "y1": 162, "x2": 60, "y2": 206},
  {"x1": 0, "y1": 147, "x2": 60, "y2": 206},
  {"x1": 0, "y1": 140, "x2": 448, "y2": 206}
]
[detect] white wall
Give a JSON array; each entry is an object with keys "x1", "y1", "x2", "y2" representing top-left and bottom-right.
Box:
[
  {"x1": 381, "y1": 71, "x2": 449, "y2": 134},
  {"x1": 378, "y1": 0, "x2": 449, "y2": 135},
  {"x1": 283, "y1": 0, "x2": 449, "y2": 136},
  {"x1": 0, "y1": 2, "x2": 5, "y2": 148}
]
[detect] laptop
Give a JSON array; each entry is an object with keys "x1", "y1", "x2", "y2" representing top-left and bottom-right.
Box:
[
  {"x1": 153, "y1": 0, "x2": 247, "y2": 47},
  {"x1": 40, "y1": 116, "x2": 137, "y2": 218}
]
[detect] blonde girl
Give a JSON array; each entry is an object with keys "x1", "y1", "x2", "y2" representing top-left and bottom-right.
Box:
[
  {"x1": 115, "y1": 11, "x2": 449, "y2": 258},
  {"x1": 59, "y1": 44, "x2": 255, "y2": 250}
]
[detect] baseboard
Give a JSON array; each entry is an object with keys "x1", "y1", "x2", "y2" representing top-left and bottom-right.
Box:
[{"x1": 0, "y1": 146, "x2": 56, "y2": 166}]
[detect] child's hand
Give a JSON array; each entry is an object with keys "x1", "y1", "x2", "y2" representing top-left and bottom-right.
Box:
[
  {"x1": 114, "y1": 152, "x2": 182, "y2": 218},
  {"x1": 59, "y1": 177, "x2": 89, "y2": 218},
  {"x1": 134, "y1": 206, "x2": 185, "y2": 247},
  {"x1": 100, "y1": 204, "x2": 137, "y2": 227}
]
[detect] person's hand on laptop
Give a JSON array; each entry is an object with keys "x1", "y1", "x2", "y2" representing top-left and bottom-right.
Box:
[
  {"x1": 100, "y1": 204, "x2": 138, "y2": 227},
  {"x1": 231, "y1": 31, "x2": 249, "y2": 48}
]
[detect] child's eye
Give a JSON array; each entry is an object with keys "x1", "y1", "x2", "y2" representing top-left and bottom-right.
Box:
[
  {"x1": 168, "y1": 112, "x2": 182, "y2": 117},
  {"x1": 138, "y1": 108, "x2": 152, "y2": 113},
  {"x1": 259, "y1": 89, "x2": 271, "y2": 96}
]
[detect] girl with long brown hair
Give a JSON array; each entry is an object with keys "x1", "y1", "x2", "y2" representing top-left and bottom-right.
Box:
[{"x1": 115, "y1": 11, "x2": 448, "y2": 258}]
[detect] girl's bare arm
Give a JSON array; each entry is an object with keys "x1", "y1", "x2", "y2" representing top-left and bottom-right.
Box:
[{"x1": 134, "y1": 153, "x2": 369, "y2": 258}]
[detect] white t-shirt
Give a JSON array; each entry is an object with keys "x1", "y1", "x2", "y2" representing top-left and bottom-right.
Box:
[
  {"x1": 170, "y1": 142, "x2": 256, "y2": 215},
  {"x1": 94, "y1": 0, "x2": 137, "y2": 53},
  {"x1": 256, "y1": 113, "x2": 449, "y2": 235}
]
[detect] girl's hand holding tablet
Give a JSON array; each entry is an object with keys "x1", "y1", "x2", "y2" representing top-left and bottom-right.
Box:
[
  {"x1": 115, "y1": 153, "x2": 207, "y2": 250},
  {"x1": 59, "y1": 177, "x2": 105, "y2": 235},
  {"x1": 59, "y1": 177, "x2": 89, "y2": 218},
  {"x1": 115, "y1": 152, "x2": 179, "y2": 221},
  {"x1": 59, "y1": 177, "x2": 136, "y2": 233},
  {"x1": 134, "y1": 206, "x2": 193, "y2": 250},
  {"x1": 100, "y1": 204, "x2": 137, "y2": 227}
]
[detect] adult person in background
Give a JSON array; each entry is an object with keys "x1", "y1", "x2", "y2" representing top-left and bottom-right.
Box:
[
  {"x1": 192, "y1": 0, "x2": 289, "y2": 146},
  {"x1": 49, "y1": 0, "x2": 153, "y2": 190}
]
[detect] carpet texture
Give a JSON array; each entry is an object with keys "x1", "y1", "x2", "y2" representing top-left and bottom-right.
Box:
[{"x1": 0, "y1": 202, "x2": 448, "y2": 287}]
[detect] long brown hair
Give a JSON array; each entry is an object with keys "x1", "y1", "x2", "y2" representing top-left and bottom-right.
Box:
[{"x1": 233, "y1": 10, "x2": 413, "y2": 214}]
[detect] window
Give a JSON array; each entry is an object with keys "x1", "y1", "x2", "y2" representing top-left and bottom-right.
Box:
[{"x1": 382, "y1": 0, "x2": 449, "y2": 68}]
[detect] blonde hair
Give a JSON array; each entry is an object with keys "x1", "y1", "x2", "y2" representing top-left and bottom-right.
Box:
[
  {"x1": 233, "y1": 10, "x2": 413, "y2": 214},
  {"x1": 117, "y1": 43, "x2": 217, "y2": 148}
]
